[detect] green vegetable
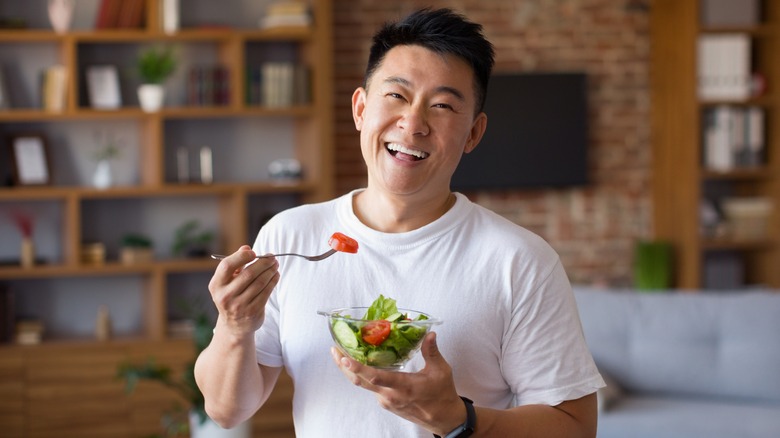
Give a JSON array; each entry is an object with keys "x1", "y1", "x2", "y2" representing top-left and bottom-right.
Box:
[{"x1": 332, "y1": 295, "x2": 430, "y2": 368}]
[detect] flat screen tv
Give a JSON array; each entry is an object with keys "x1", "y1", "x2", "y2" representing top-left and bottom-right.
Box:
[{"x1": 451, "y1": 72, "x2": 589, "y2": 190}]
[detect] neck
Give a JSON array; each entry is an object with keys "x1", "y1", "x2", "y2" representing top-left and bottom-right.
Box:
[{"x1": 353, "y1": 190, "x2": 456, "y2": 233}]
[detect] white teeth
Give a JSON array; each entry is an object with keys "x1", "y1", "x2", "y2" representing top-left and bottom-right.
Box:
[{"x1": 386, "y1": 143, "x2": 429, "y2": 159}]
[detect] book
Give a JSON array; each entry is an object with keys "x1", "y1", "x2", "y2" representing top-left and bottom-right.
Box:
[
  {"x1": 0, "y1": 286, "x2": 13, "y2": 344},
  {"x1": 702, "y1": 105, "x2": 765, "y2": 170},
  {"x1": 0, "y1": 67, "x2": 10, "y2": 109},
  {"x1": 187, "y1": 65, "x2": 231, "y2": 106},
  {"x1": 697, "y1": 34, "x2": 751, "y2": 101},
  {"x1": 95, "y1": 0, "x2": 122, "y2": 29},
  {"x1": 116, "y1": 0, "x2": 145, "y2": 28},
  {"x1": 700, "y1": 0, "x2": 760, "y2": 27},
  {"x1": 86, "y1": 65, "x2": 122, "y2": 109},
  {"x1": 260, "y1": 0, "x2": 312, "y2": 29},
  {"x1": 43, "y1": 65, "x2": 68, "y2": 112}
]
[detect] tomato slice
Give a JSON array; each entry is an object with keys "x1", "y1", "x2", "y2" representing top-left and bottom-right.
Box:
[
  {"x1": 361, "y1": 320, "x2": 391, "y2": 346},
  {"x1": 329, "y1": 232, "x2": 359, "y2": 253}
]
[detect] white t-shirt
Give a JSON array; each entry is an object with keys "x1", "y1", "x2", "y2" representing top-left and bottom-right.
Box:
[{"x1": 254, "y1": 190, "x2": 604, "y2": 437}]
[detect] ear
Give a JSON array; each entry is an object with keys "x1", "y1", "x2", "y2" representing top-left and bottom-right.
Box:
[
  {"x1": 464, "y1": 112, "x2": 487, "y2": 154},
  {"x1": 352, "y1": 87, "x2": 367, "y2": 131}
]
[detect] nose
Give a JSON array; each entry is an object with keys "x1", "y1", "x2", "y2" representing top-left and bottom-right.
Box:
[{"x1": 397, "y1": 104, "x2": 429, "y2": 136}]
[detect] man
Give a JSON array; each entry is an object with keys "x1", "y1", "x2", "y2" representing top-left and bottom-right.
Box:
[{"x1": 195, "y1": 8, "x2": 604, "y2": 437}]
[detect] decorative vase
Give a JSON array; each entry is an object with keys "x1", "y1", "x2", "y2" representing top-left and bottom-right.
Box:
[
  {"x1": 95, "y1": 305, "x2": 112, "y2": 341},
  {"x1": 93, "y1": 159, "x2": 113, "y2": 189},
  {"x1": 138, "y1": 84, "x2": 164, "y2": 112},
  {"x1": 189, "y1": 411, "x2": 251, "y2": 438},
  {"x1": 47, "y1": 0, "x2": 75, "y2": 34},
  {"x1": 20, "y1": 237, "x2": 35, "y2": 268}
]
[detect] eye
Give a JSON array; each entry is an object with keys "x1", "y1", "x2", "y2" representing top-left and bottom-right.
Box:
[
  {"x1": 387, "y1": 92, "x2": 405, "y2": 100},
  {"x1": 432, "y1": 103, "x2": 454, "y2": 110}
]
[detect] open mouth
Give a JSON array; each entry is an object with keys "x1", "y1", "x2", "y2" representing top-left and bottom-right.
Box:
[{"x1": 386, "y1": 143, "x2": 429, "y2": 161}]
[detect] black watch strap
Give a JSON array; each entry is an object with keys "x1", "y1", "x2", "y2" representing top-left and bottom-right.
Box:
[{"x1": 433, "y1": 396, "x2": 476, "y2": 438}]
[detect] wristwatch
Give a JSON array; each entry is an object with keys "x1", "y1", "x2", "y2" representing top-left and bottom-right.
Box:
[{"x1": 433, "y1": 396, "x2": 476, "y2": 438}]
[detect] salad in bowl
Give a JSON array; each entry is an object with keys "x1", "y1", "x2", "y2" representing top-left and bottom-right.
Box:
[{"x1": 318, "y1": 295, "x2": 441, "y2": 370}]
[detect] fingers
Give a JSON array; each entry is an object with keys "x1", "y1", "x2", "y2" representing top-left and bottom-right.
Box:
[
  {"x1": 331, "y1": 347, "x2": 388, "y2": 392},
  {"x1": 208, "y1": 246, "x2": 280, "y2": 333},
  {"x1": 421, "y1": 332, "x2": 439, "y2": 360}
]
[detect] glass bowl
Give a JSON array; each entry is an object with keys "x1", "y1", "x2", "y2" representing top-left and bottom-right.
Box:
[{"x1": 318, "y1": 306, "x2": 442, "y2": 370}]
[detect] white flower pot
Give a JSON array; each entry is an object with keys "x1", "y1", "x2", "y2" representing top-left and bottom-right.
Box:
[
  {"x1": 138, "y1": 84, "x2": 165, "y2": 112},
  {"x1": 92, "y1": 159, "x2": 112, "y2": 189},
  {"x1": 189, "y1": 411, "x2": 251, "y2": 438}
]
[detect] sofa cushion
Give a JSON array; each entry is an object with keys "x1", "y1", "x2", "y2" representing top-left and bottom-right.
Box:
[
  {"x1": 596, "y1": 395, "x2": 780, "y2": 438},
  {"x1": 574, "y1": 287, "x2": 780, "y2": 403}
]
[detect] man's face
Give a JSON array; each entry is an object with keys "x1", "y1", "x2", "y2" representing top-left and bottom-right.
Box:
[{"x1": 352, "y1": 45, "x2": 486, "y2": 200}]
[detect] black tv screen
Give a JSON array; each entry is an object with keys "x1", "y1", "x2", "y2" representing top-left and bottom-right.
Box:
[{"x1": 451, "y1": 72, "x2": 589, "y2": 190}]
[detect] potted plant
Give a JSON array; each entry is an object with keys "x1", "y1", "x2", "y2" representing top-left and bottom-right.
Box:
[
  {"x1": 91, "y1": 130, "x2": 122, "y2": 189},
  {"x1": 172, "y1": 220, "x2": 214, "y2": 258},
  {"x1": 137, "y1": 45, "x2": 176, "y2": 112},
  {"x1": 120, "y1": 233, "x2": 154, "y2": 264},
  {"x1": 117, "y1": 309, "x2": 251, "y2": 437}
]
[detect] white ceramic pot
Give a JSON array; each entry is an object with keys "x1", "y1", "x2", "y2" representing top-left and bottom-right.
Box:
[
  {"x1": 189, "y1": 411, "x2": 251, "y2": 438},
  {"x1": 138, "y1": 84, "x2": 165, "y2": 112},
  {"x1": 92, "y1": 159, "x2": 112, "y2": 189}
]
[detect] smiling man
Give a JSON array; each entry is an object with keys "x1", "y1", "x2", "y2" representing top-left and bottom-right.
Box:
[{"x1": 195, "y1": 8, "x2": 604, "y2": 438}]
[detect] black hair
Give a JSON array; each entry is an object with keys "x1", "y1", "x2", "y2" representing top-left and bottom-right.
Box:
[{"x1": 365, "y1": 8, "x2": 495, "y2": 114}]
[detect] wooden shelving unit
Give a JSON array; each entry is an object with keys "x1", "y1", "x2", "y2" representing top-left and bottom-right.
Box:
[
  {"x1": 651, "y1": 0, "x2": 780, "y2": 289},
  {"x1": 0, "y1": 0, "x2": 331, "y2": 435}
]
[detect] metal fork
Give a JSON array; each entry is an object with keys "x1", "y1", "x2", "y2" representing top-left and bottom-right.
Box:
[{"x1": 210, "y1": 248, "x2": 337, "y2": 262}]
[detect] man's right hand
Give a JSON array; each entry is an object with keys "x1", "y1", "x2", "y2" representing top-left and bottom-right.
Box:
[{"x1": 208, "y1": 245, "x2": 280, "y2": 338}]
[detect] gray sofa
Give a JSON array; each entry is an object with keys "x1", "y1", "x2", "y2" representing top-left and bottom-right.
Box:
[{"x1": 573, "y1": 287, "x2": 780, "y2": 438}]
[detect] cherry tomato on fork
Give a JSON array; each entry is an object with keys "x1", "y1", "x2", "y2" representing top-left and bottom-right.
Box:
[{"x1": 328, "y1": 232, "x2": 359, "y2": 253}]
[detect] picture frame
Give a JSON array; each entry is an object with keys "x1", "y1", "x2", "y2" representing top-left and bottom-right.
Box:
[
  {"x1": 86, "y1": 65, "x2": 122, "y2": 110},
  {"x1": 9, "y1": 134, "x2": 51, "y2": 185}
]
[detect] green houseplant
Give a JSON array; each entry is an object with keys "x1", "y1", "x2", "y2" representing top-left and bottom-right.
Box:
[
  {"x1": 120, "y1": 232, "x2": 154, "y2": 264},
  {"x1": 137, "y1": 46, "x2": 176, "y2": 112},
  {"x1": 172, "y1": 220, "x2": 214, "y2": 258}
]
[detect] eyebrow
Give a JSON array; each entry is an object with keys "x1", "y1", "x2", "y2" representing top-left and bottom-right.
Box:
[{"x1": 383, "y1": 76, "x2": 466, "y2": 102}]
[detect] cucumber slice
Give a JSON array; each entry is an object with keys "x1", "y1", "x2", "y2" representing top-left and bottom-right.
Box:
[
  {"x1": 367, "y1": 350, "x2": 398, "y2": 367},
  {"x1": 345, "y1": 347, "x2": 367, "y2": 364},
  {"x1": 332, "y1": 320, "x2": 359, "y2": 349},
  {"x1": 384, "y1": 312, "x2": 404, "y2": 322}
]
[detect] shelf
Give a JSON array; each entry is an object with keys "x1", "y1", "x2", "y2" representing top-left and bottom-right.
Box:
[
  {"x1": 701, "y1": 166, "x2": 774, "y2": 181},
  {"x1": 700, "y1": 237, "x2": 776, "y2": 251},
  {"x1": 0, "y1": 258, "x2": 216, "y2": 280},
  {"x1": 652, "y1": 0, "x2": 780, "y2": 288},
  {"x1": 0, "y1": 27, "x2": 314, "y2": 43}
]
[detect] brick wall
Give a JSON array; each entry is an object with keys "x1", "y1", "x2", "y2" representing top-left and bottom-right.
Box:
[{"x1": 332, "y1": 0, "x2": 651, "y2": 287}]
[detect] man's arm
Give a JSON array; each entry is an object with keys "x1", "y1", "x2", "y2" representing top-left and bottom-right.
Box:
[
  {"x1": 194, "y1": 246, "x2": 281, "y2": 428},
  {"x1": 469, "y1": 394, "x2": 597, "y2": 438},
  {"x1": 194, "y1": 321, "x2": 283, "y2": 428}
]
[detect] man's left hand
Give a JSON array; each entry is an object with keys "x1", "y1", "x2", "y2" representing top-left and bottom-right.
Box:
[{"x1": 330, "y1": 331, "x2": 467, "y2": 435}]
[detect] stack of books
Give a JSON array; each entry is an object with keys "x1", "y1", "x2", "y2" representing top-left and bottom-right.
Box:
[
  {"x1": 187, "y1": 65, "x2": 231, "y2": 106},
  {"x1": 260, "y1": 1, "x2": 312, "y2": 29},
  {"x1": 697, "y1": 34, "x2": 753, "y2": 101},
  {"x1": 95, "y1": 0, "x2": 145, "y2": 29},
  {"x1": 247, "y1": 62, "x2": 310, "y2": 107},
  {"x1": 702, "y1": 105, "x2": 765, "y2": 171}
]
